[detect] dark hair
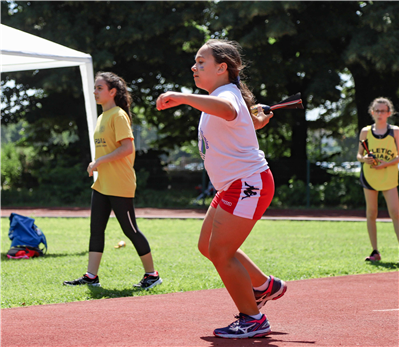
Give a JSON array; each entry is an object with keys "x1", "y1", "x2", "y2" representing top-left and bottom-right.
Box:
[
  {"x1": 204, "y1": 39, "x2": 256, "y2": 112},
  {"x1": 95, "y1": 71, "x2": 133, "y2": 122},
  {"x1": 368, "y1": 97, "x2": 396, "y2": 116}
]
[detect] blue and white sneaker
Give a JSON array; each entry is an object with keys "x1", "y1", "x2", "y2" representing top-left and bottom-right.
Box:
[
  {"x1": 254, "y1": 275, "x2": 287, "y2": 309},
  {"x1": 213, "y1": 313, "x2": 271, "y2": 339}
]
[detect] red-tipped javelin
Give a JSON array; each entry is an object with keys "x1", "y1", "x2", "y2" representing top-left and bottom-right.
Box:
[{"x1": 251, "y1": 92, "x2": 304, "y2": 115}]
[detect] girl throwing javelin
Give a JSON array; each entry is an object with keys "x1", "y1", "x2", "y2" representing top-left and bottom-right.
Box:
[
  {"x1": 157, "y1": 39, "x2": 286, "y2": 339},
  {"x1": 357, "y1": 97, "x2": 399, "y2": 262},
  {"x1": 64, "y1": 72, "x2": 162, "y2": 290}
]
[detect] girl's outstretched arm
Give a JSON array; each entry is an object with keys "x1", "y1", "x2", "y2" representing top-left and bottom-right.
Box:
[{"x1": 156, "y1": 91, "x2": 237, "y2": 121}]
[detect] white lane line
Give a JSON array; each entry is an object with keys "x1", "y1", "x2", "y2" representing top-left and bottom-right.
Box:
[{"x1": 372, "y1": 309, "x2": 399, "y2": 312}]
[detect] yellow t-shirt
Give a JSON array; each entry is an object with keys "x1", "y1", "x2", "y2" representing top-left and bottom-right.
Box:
[
  {"x1": 91, "y1": 106, "x2": 136, "y2": 197},
  {"x1": 362, "y1": 125, "x2": 398, "y2": 191}
]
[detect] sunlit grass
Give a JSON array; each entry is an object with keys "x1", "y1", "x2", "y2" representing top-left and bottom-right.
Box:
[{"x1": 1, "y1": 218, "x2": 398, "y2": 308}]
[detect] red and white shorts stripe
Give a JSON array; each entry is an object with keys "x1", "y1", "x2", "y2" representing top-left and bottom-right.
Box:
[{"x1": 210, "y1": 169, "x2": 275, "y2": 220}]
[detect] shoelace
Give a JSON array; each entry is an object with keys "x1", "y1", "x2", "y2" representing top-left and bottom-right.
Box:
[
  {"x1": 229, "y1": 313, "x2": 249, "y2": 327},
  {"x1": 228, "y1": 319, "x2": 240, "y2": 329}
]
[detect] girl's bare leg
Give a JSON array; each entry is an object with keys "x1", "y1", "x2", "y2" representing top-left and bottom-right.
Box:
[
  {"x1": 198, "y1": 206, "x2": 268, "y2": 287},
  {"x1": 207, "y1": 207, "x2": 260, "y2": 316},
  {"x1": 87, "y1": 251, "x2": 102, "y2": 275},
  {"x1": 140, "y1": 252, "x2": 155, "y2": 273},
  {"x1": 382, "y1": 187, "x2": 399, "y2": 242},
  {"x1": 364, "y1": 188, "x2": 379, "y2": 250}
]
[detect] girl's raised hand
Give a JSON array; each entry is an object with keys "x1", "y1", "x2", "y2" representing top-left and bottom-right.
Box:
[
  {"x1": 156, "y1": 92, "x2": 185, "y2": 111},
  {"x1": 251, "y1": 105, "x2": 274, "y2": 130}
]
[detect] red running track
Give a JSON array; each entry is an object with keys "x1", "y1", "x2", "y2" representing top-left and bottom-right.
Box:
[{"x1": 1, "y1": 272, "x2": 398, "y2": 347}]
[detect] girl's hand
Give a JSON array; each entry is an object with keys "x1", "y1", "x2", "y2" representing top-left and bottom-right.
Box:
[
  {"x1": 87, "y1": 161, "x2": 99, "y2": 177},
  {"x1": 373, "y1": 161, "x2": 387, "y2": 170},
  {"x1": 251, "y1": 105, "x2": 274, "y2": 130},
  {"x1": 156, "y1": 92, "x2": 185, "y2": 110},
  {"x1": 363, "y1": 153, "x2": 378, "y2": 166}
]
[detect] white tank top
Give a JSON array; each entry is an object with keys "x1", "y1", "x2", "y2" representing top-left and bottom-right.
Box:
[{"x1": 198, "y1": 84, "x2": 269, "y2": 191}]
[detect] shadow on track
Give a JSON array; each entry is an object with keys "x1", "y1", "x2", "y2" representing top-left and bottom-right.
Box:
[{"x1": 200, "y1": 332, "x2": 315, "y2": 346}]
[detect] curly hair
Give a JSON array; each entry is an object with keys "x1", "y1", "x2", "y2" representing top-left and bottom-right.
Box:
[
  {"x1": 95, "y1": 72, "x2": 133, "y2": 122},
  {"x1": 368, "y1": 97, "x2": 396, "y2": 116}
]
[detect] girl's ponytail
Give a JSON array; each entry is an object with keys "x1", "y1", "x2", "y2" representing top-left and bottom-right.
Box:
[
  {"x1": 233, "y1": 77, "x2": 256, "y2": 113},
  {"x1": 205, "y1": 39, "x2": 256, "y2": 113}
]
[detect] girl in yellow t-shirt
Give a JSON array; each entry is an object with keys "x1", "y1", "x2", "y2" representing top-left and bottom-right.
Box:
[
  {"x1": 357, "y1": 97, "x2": 399, "y2": 262},
  {"x1": 64, "y1": 72, "x2": 162, "y2": 289}
]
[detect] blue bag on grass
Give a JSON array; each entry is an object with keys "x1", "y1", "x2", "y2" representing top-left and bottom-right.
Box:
[{"x1": 8, "y1": 213, "x2": 47, "y2": 257}]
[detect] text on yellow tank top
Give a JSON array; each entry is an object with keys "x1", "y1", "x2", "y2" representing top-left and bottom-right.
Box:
[{"x1": 363, "y1": 125, "x2": 398, "y2": 191}]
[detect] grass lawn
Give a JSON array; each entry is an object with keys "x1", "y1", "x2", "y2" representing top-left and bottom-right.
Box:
[{"x1": 1, "y1": 218, "x2": 398, "y2": 309}]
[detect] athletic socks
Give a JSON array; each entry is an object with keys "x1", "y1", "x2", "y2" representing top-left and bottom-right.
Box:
[
  {"x1": 254, "y1": 277, "x2": 271, "y2": 292},
  {"x1": 85, "y1": 272, "x2": 97, "y2": 279},
  {"x1": 145, "y1": 271, "x2": 158, "y2": 276},
  {"x1": 249, "y1": 313, "x2": 263, "y2": 320}
]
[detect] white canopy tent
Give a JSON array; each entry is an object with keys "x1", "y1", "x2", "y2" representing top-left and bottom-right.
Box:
[{"x1": 0, "y1": 24, "x2": 98, "y2": 166}]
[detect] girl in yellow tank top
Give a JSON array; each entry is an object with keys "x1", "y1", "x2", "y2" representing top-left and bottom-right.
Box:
[
  {"x1": 361, "y1": 124, "x2": 398, "y2": 191},
  {"x1": 357, "y1": 97, "x2": 399, "y2": 262}
]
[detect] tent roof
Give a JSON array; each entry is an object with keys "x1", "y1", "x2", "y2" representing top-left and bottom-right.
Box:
[
  {"x1": 0, "y1": 24, "x2": 98, "y2": 166},
  {"x1": 1, "y1": 24, "x2": 92, "y2": 72}
]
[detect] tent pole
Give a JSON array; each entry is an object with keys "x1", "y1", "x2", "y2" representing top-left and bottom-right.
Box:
[{"x1": 79, "y1": 62, "x2": 98, "y2": 181}]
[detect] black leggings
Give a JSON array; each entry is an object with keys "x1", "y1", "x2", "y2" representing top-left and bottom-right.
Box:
[{"x1": 89, "y1": 190, "x2": 151, "y2": 256}]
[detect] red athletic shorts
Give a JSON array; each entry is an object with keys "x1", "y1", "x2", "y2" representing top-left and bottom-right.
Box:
[{"x1": 210, "y1": 169, "x2": 275, "y2": 220}]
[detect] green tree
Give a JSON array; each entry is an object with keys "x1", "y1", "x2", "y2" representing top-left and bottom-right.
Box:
[
  {"x1": 1, "y1": 1, "x2": 209, "y2": 191},
  {"x1": 2, "y1": 1, "x2": 399, "y2": 192},
  {"x1": 204, "y1": 1, "x2": 347, "y2": 182},
  {"x1": 1, "y1": 142, "x2": 22, "y2": 189},
  {"x1": 343, "y1": 1, "x2": 399, "y2": 131},
  {"x1": 207, "y1": 1, "x2": 399, "y2": 179}
]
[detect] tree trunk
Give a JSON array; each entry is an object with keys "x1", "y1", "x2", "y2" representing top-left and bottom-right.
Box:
[
  {"x1": 350, "y1": 63, "x2": 399, "y2": 132},
  {"x1": 290, "y1": 110, "x2": 308, "y2": 181}
]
